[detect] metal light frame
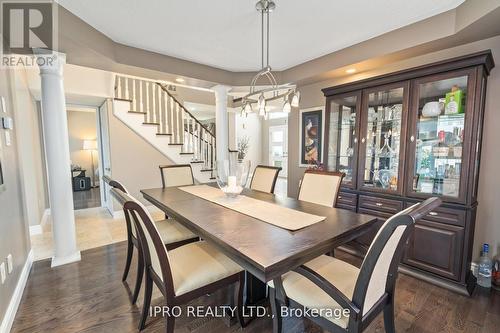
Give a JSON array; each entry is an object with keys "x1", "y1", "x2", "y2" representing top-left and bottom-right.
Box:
[{"x1": 240, "y1": 0, "x2": 299, "y2": 118}]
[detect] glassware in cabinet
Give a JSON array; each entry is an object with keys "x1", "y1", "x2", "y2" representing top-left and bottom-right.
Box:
[
  {"x1": 325, "y1": 93, "x2": 360, "y2": 188},
  {"x1": 358, "y1": 84, "x2": 408, "y2": 194}
]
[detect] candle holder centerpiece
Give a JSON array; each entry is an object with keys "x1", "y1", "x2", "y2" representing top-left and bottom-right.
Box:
[{"x1": 215, "y1": 159, "x2": 251, "y2": 198}]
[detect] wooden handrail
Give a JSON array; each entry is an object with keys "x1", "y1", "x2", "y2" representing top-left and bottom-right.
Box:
[{"x1": 156, "y1": 83, "x2": 216, "y2": 138}]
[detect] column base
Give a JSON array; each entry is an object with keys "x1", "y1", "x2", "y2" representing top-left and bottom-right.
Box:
[{"x1": 51, "y1": 251, "x2": 81, "y2": 268}]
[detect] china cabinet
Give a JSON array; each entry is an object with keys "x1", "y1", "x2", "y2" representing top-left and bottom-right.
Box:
[{"x1": 322, "y1": 51, "x2": 494, "y2": 295}]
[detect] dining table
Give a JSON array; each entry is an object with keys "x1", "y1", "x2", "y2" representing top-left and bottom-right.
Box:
[{"x1": 141, "y1": 184, "x2": 378, "y2": 304}]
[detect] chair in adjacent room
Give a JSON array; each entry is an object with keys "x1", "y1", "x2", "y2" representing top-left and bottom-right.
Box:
[
  {"x1": 268, "y1": 197, "x2": 442, "y2": 333},
  {"x1": 249, "y1": 165, "x2": 282, "y2": 194},
  {"x1": 298, "y1": 169, "x2": 345, "y2": 207},
  {"x1": 104, "y1": 176, "x2": 199, "y2": 304},
  {"x1": 111, "y1": 187, "x2": 245, "y2": 333},
  {"x1": 159, "y1": 164, "x2": 195, "y2": 188}
]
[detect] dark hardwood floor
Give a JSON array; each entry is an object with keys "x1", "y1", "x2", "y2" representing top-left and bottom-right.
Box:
[
  {"x1": 12, "y1": 242, "x2": 500, "y2": 333},
  {"x1": 73, "y1": 187, "x2": 101, "y2": 210}
]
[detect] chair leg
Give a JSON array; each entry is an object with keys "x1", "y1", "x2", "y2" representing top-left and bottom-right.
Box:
[
  {"x1": 132, "y1": 249, "x2": 144, "y2": 304},
  {"x1": 122, "y1": 239, "x2": 134, "y2": 282},
  {"x1": 235, "y1": 272, "x2": 245, "y2": 328},
  {"x1": 383, "y1": 301, "x2": 396, "y2": 333},
  {"x1": 139, "y1": 272, "x2": 153, "y2": 331},
  {"x1": 165, "y1": 313, "x2": 175, "y2": 333},
  {"x1": 269, "y1": 288, "x2": 282, "y2": 333}
]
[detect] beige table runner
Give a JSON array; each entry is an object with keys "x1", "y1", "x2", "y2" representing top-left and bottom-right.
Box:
[{"x1": 179, "y1": 185, "x2": 326, "y2": 231}]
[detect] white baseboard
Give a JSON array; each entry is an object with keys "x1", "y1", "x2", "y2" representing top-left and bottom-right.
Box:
[
  {"x1": 51, "y1": 251, "x2": 81, "y2": 268},
  {"x1": 29, "y1": 209, "x2": 51, "y2": 236},
  {"x1": 0, "y1": 249, "x2": 33, "y2": 333}
]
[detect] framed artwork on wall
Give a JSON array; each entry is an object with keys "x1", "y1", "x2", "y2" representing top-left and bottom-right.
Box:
[{"x1": 299, "y1": 107, "x2": 325, "y2": 167}]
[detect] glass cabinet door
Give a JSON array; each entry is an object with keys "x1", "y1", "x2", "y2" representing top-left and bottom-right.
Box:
[
  {"x1": 407, "y1": 70, "x2": 474, "y2": 202},
  {"x1": 326, "y1": 93, "x2": 361, "y2": 188},
  {"x1": 358, "y1": 83, "x2": 408, "y2": 194}
]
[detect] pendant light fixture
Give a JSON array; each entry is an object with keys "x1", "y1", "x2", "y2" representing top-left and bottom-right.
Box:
[{"x1": 239, "y1": 0, "x2": 300, "y2": 117}]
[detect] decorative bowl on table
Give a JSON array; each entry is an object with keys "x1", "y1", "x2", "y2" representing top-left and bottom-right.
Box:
[{"x1": 215, "y1": 160, "x2": 251, "y2": 198}]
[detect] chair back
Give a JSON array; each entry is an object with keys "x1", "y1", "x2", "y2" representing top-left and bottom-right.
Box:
[
  {"x1": 352, "y1": 197, "x2": 442, "y2": 315},
  {"x1": 104, "y1": 176, "x2": 137, "y2": 237},
  {"x1": 110, "y1": 188, "x2": 175, "y2": 298},
  {"x1": 250, "y1": 165, "x2": 282, "y2": 193},
  {"x1": 159, "y1": 164, "x2": 194, "y2": 188},
  {"x1": 298, "y1": 170, "x2": 344, "y2": 207}
]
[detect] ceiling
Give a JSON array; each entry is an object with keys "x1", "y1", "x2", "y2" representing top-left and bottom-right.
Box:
[{"x1": 57, "y1": 0, "x2": 465, "y2": 72}]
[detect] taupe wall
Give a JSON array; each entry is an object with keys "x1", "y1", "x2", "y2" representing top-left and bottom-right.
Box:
[
  {"x1": 0, "y1": 68, "x2": 31, "y2": 323},
  {"x1": 67, "y1": 110, "x2": 98, "y2": 177},
  {"x1": 107, "y1": 105, "x2": 174, "y2": 206},
  {"x1": 288, "y1": 35, "x2": 500, "y2": 260}
]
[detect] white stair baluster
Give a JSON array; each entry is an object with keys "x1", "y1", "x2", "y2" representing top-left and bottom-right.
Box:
[
  {"x1": 116, "y1": 76, "x2": 122, "y2": 98},
  {"x1": 124, "y1": 77, "x2": 129, "y2": 100},
  {"x1": 152, "y1": 83, "x2": 157, "y2": 123},
  {"x1": 176, "y1": 103, "x2": 181, "y2": 143},
  {"x1": 139, "y1": 80, "x2": 144, "y2": 114},
  {"x1": 146, "y1": 82, "x2": 151, "y2": 122},
  {"x1": 166, "y1": 91, "x2": 172, "y2": 133},
  {"x1": 131, "y1": 79, "x2": 136, "y2": 110}
]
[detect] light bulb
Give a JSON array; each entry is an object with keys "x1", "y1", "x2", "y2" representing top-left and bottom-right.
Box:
[
  {"x1": 283, "y1": 100, "x2": 291, "y2": 113},
  {"x1": 244, "y1": 103, "x2": 252, "y2": 114},
  {"x1": 291, "y1": 91, "x2": 300, "y2": 107},
  {"x1": 259, "y1": 105, "x2": 265, "y2": 116},
  {"x1": 258, "y1": 93, "x2": 266, "y2": 110}
]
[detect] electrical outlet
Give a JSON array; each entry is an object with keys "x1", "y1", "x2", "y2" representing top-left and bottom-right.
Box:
[
  {"x1": 0, "y1": 262, "x2": 6, "y2": 284},
  {"x1": 7, "y1": 254, "x2": 13, "y2": 274}
]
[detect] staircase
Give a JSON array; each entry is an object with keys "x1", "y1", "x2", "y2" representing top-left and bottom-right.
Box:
[{"x1": 113, "y1": 75, "x2": 216, "y2": 183}]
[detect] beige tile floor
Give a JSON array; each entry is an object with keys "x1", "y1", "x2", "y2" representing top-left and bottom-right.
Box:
[{"x1": 30, "y1": 207, "x2": 165, "y2": 261}]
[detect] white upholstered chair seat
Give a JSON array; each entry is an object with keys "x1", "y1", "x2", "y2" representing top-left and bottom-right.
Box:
[
  {"x1": 154, "y1": 241, "x2": 243, "y2": 296},
  {"x1": 268, "y1": 255, "x2": 359, "y2": 328},
  {"x1": 154, "y1": 219, "x2": 197, "y2": 244}
]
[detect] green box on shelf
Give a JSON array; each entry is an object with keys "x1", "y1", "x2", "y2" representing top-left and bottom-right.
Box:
[{"x1": 445, "y1": 89, "x2": 464, "y2": 114}]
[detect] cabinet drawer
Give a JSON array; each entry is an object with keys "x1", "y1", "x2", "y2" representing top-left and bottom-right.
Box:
[
  {"x1": 359, "y1": 195, "x2": 403, "y2": 214},
  {"x1": 337, "y1": 192, "x2": 357, "y2": 207},
  {"x1": 336, "y1": 203, "x2": 356, "y2": 212},
  {"x1": 403, "y1": 220, "x2": 464, "y2": 281},
  {"x1": 356, "y1": 208, "x2": 392, "y2": 247},
  {"x1": 406, "y1": 203, "x2": 465, "y2": 227}
]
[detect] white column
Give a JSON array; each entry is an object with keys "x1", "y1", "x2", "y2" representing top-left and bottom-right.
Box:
[
  {"x1": 213, "y1": 85, "x2": 231, "y2": 162},
  {"x1": 36, "y1": 50, "x2": 80, "y2": 267}
]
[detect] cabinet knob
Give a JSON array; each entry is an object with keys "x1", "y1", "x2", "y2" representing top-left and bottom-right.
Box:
[
  {"x1": 375, "y1": 202, "x2": 383, "y2": 207},
  {"x1": 354, "y1": 137, "x2": 358, "y2": 143},
  {"x1": 338, "y1": 196, "x2": 342, "y2": 199},
  {"x1": 429, "y1": 212, "x2": 438, "y2": 216},
  {"x1": 361, "y1": 137, "x2": 366, "y2": 143},
  {"x1": 410, "y1": 135, "x2": 415, "y2": 142}
]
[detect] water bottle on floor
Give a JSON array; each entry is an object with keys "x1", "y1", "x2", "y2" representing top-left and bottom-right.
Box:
[{"x1": 478, "y1": 243, "x2": 492, "y2": 289}]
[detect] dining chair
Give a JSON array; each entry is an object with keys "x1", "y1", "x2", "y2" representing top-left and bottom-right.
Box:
[
  {"x1": 298, "y1": 169, "x2": 345, "y2": 207},
  {"x1": 268, "y1": 197, "x2": 442, "y2": 333},
  {"x1": 105, "y1": 176, "x2": 199, "y2": 305},
  {"x1": 250, "y1": 165, "x2": 282, "y2": 193},
  {"x1": 159, "y1": 164, "x2": 195, "y2": 188},
  {"x1": 110, "y1": 187, "x2": 245, "y2": 333}
]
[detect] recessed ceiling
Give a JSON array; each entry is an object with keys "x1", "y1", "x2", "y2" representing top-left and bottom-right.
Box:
[{"x1": 57, "y1": 0, "x2": 465, "y2": 72}]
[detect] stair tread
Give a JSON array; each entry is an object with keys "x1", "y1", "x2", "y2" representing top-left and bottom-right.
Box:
[
  {"x1": 200, "y1": 169, "x2": 214, "y2": 172},
  {"x1": 129, "y1": 110, "x2": 146, "y2": 114},
  {"x1": 180, "y1": 152, "x2": 194, "y2": 155},
  {"x1": 114, "y1": 97, "x2": 133, "y2": 102},
  {"x1": 156, "y1": 133, "x2": 172, "y2": 136},
  {"x1": 190, "y1": 161, "x2": 205, "y2": 164},
  {"x1": 143, "y1": 122, "x2": 160, "y2": 125},
  {"x1": 169, "y1": 143, "x2": 184, "y2": 146}
]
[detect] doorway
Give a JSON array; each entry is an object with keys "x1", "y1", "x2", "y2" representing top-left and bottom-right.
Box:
[
  {"x1": 67, "y1": 105, "x2": 101, "y2": 210},
  {"x1": 269, "y1": 125, "x2": 288, "y2": 196}
]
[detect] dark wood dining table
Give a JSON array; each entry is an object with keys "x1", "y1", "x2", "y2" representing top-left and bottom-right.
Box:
[{"x1": 141, "y1": 185, "x2": 378, "y2": 286}]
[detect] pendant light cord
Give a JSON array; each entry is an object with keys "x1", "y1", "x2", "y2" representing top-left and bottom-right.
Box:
[{"x1": 266, "y1": 10, "x2": 270, "y2": 67}]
